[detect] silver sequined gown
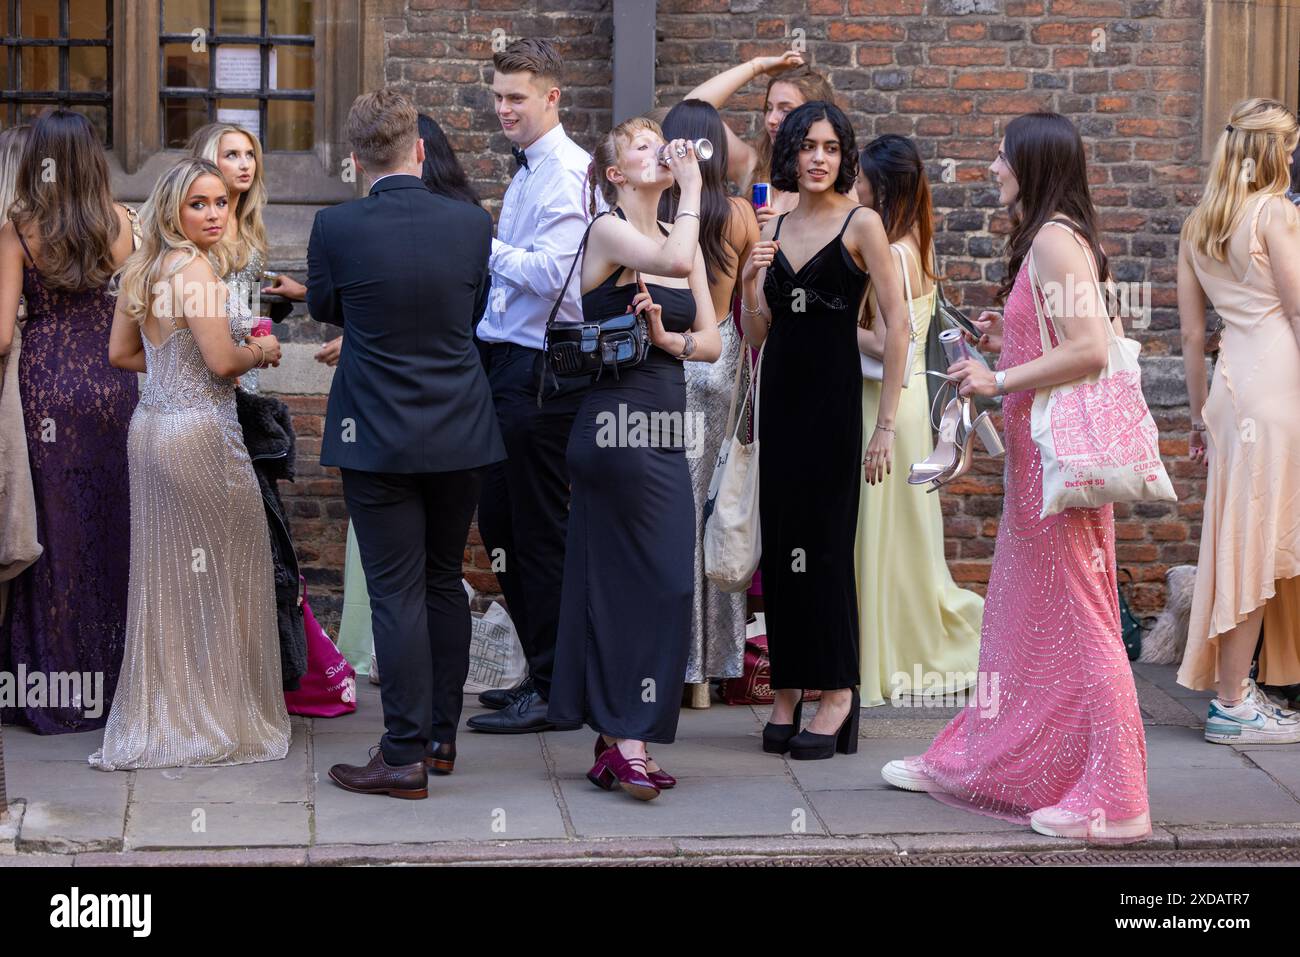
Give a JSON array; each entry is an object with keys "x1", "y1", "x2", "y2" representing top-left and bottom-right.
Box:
[
  {"x1": 89, "y1": 276, "x2": 290, "y2": 770},
  {"x1": 683, "y1": 313, "x2": 747, "y2": 682},
  {"x1": 225, "y1": 249, "x2": 265, "y2": 393}
]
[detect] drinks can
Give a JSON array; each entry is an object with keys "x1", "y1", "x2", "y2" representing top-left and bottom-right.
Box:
[
  {"x1": 249, "y1": 317, "x2": 273, "y2": 338},
  {"x1": 751, "y1": 182, "x2": 771, "y2": 209},
  {"x1": 938, "y1": 328, "x2": 971, "y2": 366}
]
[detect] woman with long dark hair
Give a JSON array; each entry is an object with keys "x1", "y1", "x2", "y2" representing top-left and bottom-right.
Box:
[
  {"x1": 0, "y1": 109, "x2": 138, "y2": 733},
  {"x1": 686, "y1": 54, "x2": 834, "y2": 228},
  {"x1": 881, "y1": 113, "x2": 1151, "y2": 842},
  {"x1": 658, "y1": 98, "x2": 758, "y2": 698},
  {"x1": 738, "y1": 101, "x2": 910, "y2": 760},
  {"x1": 852, "y1": 134, "x2": 984, "y2": 708}
]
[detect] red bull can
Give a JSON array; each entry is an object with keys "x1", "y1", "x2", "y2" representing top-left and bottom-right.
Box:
[{"x1": 751, "y1": 182, "x2": 771, "y2": 209}]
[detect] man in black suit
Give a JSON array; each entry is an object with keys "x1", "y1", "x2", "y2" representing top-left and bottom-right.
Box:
[{"x1": 310, "y1": 89, "x2": 505, "y2": 799}]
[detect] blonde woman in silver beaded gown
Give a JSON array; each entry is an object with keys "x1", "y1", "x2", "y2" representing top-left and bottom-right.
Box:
[{"x1": 93, "y1": 158, "x2": 289, "y2": 771}]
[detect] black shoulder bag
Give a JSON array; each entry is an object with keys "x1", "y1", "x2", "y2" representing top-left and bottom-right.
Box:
[{"x1": 538, "y1": 211, "x2": 650, "y2": 405}]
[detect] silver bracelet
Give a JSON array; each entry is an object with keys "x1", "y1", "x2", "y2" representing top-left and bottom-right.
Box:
[
  {"x1": 741, "y1": 299, "x2": 762, "y2": 316},
  {"x1": 676, "y1": 210, "x2": 700, "y2": 221}
]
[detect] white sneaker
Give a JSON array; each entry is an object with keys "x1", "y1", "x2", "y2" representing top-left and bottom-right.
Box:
[
  {"x1": 1204, "y1": 685, "x2": 1300, "y2": 745},
  {"x1": 1029, "y1": 806, "x2": 1151, "y2": 841},
  {"x1": 881, "y1": 759, "x2": 945, "y2": 792}
]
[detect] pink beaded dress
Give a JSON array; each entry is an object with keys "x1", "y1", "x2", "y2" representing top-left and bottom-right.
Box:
[{"x1": 905, "y1": 242, "x2": 1151, "y2": 843}]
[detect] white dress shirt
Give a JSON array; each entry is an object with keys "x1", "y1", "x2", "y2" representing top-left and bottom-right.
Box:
[{"x1": 477, "y1": 123, "x2": 601, "y2": 351}]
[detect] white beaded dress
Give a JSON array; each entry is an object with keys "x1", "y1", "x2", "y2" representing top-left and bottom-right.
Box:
[{"x1": 90, "y1": 273, "x2": 290, "y2": 770}]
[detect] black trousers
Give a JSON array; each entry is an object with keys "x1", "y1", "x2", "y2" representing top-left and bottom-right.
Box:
[
  {"x1": 475, "y1": 341, "x2": 585, "y2": 700},
  {"x1": 342, "y1": 466, "x2": 483, "y2": 766}
]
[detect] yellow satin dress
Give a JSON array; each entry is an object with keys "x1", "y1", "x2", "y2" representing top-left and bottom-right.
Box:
[{"x1": 855, "y1": 259, "x2": 985, "y2": 707}]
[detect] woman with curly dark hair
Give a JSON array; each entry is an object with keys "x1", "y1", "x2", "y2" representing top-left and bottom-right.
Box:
[{"x1": 737, "y1": 101, "x2": 911, "y2": 760}]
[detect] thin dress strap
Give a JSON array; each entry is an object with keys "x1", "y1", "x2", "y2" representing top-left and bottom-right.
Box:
[
  {"x1": 837, "y1": 205, "x2": 865, "y2": 238},
  {"x1": 772, "y1": 213, "x2": 788, "y2": 241},
  {"x1": 15, "y1": 229, "x2": 35, "y2": 269}
]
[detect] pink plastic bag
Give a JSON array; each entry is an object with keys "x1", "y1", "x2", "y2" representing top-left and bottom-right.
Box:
[{"x1": 285, "y1": 581, "x2": 357, "y2": 718}]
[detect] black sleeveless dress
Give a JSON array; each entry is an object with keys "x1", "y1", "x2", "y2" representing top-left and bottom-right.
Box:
[
  {"x1": 547, "y1": 214, "x2": 698, "y2": 744},
  {"x1": 759, "y1": 206, "x2": 868, "y2": 690}
]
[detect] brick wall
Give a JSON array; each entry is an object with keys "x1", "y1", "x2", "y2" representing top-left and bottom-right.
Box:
[{"x1": 283, "y1": 0, "x2": 1207, "y2": 630}]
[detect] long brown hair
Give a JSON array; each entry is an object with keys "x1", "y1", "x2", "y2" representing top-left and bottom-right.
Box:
[
  {"x1": 858, "y1": 134, "x2": 936, "y2": 282},
  {"x1": 749, "y1": 66, "x2": 835, "y2": 190},
  {"x1": 996, "y1": 112, "x2": 1108, "y2": 303},
  {"x1": 7, "y1": 109, "x2": 120, "y2": 292},
  {"x1": 659, "y1": 99, "x2": 734, "y2": 287}
]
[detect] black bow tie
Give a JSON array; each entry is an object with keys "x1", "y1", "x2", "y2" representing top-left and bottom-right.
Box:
[{"x1": 512, "y1": 145, "x2": 529, "y2": 170}]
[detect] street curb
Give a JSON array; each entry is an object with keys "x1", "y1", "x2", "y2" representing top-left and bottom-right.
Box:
[{"x1": 1, "y1": 825, "x2": 1297, "y2": 866}]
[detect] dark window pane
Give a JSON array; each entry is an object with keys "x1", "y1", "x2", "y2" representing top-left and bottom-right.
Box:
[
  {"x1": 272, "y1": 44, "x2": 312, "y2": 91},
  {"x1": 215, "y1": 0, "x2": 259, "y2": 35},
  {"x1": 20, "y1": 1, "x2": 60, "y2": 39},
  {"x1": 0, "y1": 48, "x2": 8, "y2": 90},
  {"x1": 18, "y1": 102, "x2": 50, "y2": 124},
  {"x1": 69, "y1": 0, "x2": 109, "y2": 39},
  {"x1": 163, "y1": 0, "x2": 209, "y2": 35},
  {"x1": 268, "y1": 0, "x2": 311, "y2": 35},
  {"x1": 266, "y1": 97, "x2": 311, "y2": 151},
  {"x1": 70, "y1": 47, "x2": 109, "y2": 93},
  {"x1": 81, "y1": 104, "x2": 109, "y2": 145},
  {"x1": 19, "y1": 47, "x2": 58, "y2": 91},
  {"x1": 162, "y1": 42, "x2": 209, "y2": 88},
  {"x1": 216, "y1": 97, "x2": 261, "y2": 142},
  {"x1": 164, "y1": 97, "x2": 209, "y2": 148}
]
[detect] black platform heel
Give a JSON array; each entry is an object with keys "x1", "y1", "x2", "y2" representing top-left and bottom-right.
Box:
[
  {"x1": 787, "y1": 688, "x2": 860, "y2": 761},
  {"x1": 761, "y1": 696, "x2": 804, "y2": 754}
]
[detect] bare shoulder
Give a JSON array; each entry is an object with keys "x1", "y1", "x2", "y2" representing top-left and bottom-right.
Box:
[
  {"x1": 845, "y1": 203, "x2": 885, "y2": 247},
  {"x1": 1260, "y1": 194, "x2": 1300, "y2": 232},
  {"x1": 1030, "y1": 220, "x2": 1084, "y2": 266}
]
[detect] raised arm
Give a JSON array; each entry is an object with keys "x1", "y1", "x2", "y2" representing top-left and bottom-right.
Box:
[
  {"x1": 685, "y1": 52, "x2": 804, "y2": 188},
  {"x1": 737, "y1": 215, "x2": 778, "y2": 345}
]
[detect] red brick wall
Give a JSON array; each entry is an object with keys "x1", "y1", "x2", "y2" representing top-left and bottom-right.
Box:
[{"x1": 283, "y1": 0, "x2": 1207, "y2": 629}]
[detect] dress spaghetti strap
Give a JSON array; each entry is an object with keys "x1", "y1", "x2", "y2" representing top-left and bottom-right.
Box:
[
  {"x1": 838, "y1": 205, "x2": 864, "y2": 237},
  {"x1": 15, "y1": 229, "x2": 35, "y2": 269}
]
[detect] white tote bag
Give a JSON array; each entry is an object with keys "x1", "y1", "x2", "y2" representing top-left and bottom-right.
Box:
[
  {"x1": 860, "y1": 243, "x2": 917, "y2": 386},
  {"x1": 1028, "y1": 222, "x2": 1176, "y2": 519},
  {"x1": 703, "y1": 339, "x2": 763, "y2": 592}
]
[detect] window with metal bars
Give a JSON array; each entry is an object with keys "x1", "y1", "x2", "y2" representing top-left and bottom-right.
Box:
[
  {"x1": 0, "y1": 0, "x2": 114, "y2": 148},
  {"x1": 159, "y1": 0, "x2": 314, "y2": 151}
]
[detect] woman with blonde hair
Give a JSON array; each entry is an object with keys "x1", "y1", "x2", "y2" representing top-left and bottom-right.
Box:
[
  {"x1": 1176, "y1": 98, "x2": 1300, "y2": 743},
  {"x1": 686, "y1": 53, "x2": 834, "y2": 228},
  {"x1": 94, "y1": 157, "x2": 289, "y2": 770},
  {"x1": 0, "y1": 110, "x2": 138, "y2": 734},
  {"x1": 186, "y1": 123, "x2": 276, "y2": 389}
]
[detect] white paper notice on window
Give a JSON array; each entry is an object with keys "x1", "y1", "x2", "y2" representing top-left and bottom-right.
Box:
[
  {"x1": 217, "y1": 108, "x2": 261, "y2": 141},
  {"x1": 215, "y1": 46, "x2": 277, "y2": 90}
]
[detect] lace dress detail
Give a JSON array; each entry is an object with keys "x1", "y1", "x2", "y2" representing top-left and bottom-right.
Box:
[{"x1": 89, "y1": 278, "x2": 289, "y2": 770}]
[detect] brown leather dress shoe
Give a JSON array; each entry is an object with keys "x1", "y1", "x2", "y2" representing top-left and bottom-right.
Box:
[
  {"x1": 328, "y1": 746, "x2": 428, "y2": 799},
  {"x1": 424, "y1": 741, "x2": 455, "y2": 775}
]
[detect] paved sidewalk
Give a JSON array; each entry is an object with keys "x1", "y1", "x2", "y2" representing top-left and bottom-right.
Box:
[{"x1": 3, "y1": 663, "x2": 1300, "y2": 865}]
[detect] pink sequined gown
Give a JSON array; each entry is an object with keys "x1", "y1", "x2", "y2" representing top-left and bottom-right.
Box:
[{"x1": 909, "y1": 256, "x2": 1151, "y2": 842}]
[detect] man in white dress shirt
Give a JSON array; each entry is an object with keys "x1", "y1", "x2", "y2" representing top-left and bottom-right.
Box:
[{"x1": 469, "y1": 39, "x2": 595, "y2": 733}]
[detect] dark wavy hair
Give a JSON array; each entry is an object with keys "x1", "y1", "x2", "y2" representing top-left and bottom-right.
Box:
[
  {"x1": 858, "y1": 134, "x2": 936, "y2": 282},
  {"x1": 770, "y1": 100, "x2": 857, "y2": 195},
  {"x1": 418, "y1": 113, "x2": 480, "y2": 207},
  {"x1": 996, "y1": 112, "x2": 1108, "y2": 303},
  {"x1": 658, "y1": 98, "x2": 733, "y2": 287}
]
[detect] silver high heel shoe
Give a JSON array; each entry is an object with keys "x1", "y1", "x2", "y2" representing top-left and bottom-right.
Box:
[{"x1": 908, "y1": 371, "x2": 1004, "y2": 491}]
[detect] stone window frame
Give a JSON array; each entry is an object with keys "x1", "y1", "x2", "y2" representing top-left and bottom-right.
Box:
[
  {"x1": 1202, "y1": 0, "x2": 1300, "y2": 159},
  {"x1": 108, "y1": 0, "x2": 400, "y2": 203}
]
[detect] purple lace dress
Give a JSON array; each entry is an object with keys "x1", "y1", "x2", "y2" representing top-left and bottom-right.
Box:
[{"x1": 0, "y1": 237, "x2": 137, "y2": 733}]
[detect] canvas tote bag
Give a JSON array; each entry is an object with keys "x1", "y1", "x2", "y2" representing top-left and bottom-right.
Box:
[
  {"x1": 703, "y1": 338, "x2": 764, "y2": 592},
  {"x1": 1028, "y1": 220, "x2": 1175, "y2": 518}
]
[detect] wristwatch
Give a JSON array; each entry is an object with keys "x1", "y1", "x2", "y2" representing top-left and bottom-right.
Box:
[{"x1": 994, "y1": 370, "x2": 1007, "y2": 394}]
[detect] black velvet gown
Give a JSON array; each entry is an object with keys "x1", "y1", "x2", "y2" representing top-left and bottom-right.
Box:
[
  {"x1": 759, "y1": 206, "x2": 868, "y2": 690},
  {"x1": 547, "y1": 216, "x2": 698, "y2": 744}
]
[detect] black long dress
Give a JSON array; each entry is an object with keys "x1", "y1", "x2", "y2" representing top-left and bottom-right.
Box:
[
  {"x1": 547, "y1": 215, "x2": 698, "y2": 744},
  {"x1": 759, "y1": 206, "x2": 868, "y2": 691}
]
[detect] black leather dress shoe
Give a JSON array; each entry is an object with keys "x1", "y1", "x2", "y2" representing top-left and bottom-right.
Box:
[
  {"x1": 467, "y1": 689, "x2": 575, "y2": 734},
  {"x1": 424, "y1": 741, "x2": 455, "y2": 775},
  {"x1": 478, "y1": 678, "x2": 533, "y2": 711}
]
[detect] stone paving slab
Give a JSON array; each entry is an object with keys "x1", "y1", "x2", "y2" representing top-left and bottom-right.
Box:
[
  {"x1": 1148, "y1": 767, "x2": 1300, "y2": 826},
  {"x1": 809, "y1": 787, "x2": 1023, "y2": 835},
  {"x1": 125, "y1": 801, "x2": 312, "y2": 850}
]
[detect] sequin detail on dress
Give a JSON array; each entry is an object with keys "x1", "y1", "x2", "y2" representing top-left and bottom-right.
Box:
[
  {"x1": 911, "y1": 257, "x2": 1151, "y2": 844},
  {"x1": 89, "y1": 276, "x2": 289, "y2": 770}
]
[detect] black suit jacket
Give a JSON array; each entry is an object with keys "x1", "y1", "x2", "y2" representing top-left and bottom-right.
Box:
[{"x1": 309, "y1": 175, "x2": 506, "y2": 474}]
